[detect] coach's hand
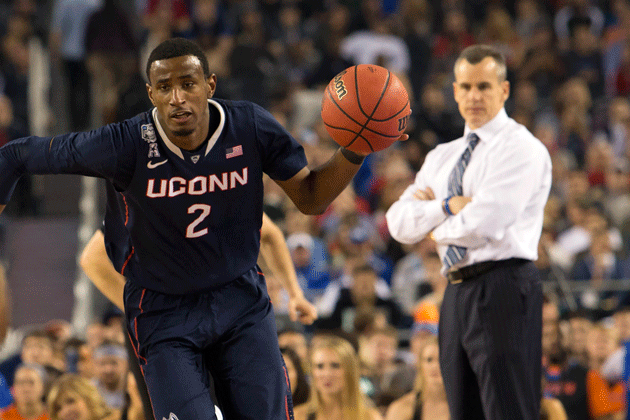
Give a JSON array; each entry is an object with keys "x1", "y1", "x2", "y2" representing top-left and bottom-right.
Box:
[
  {"x1": 447, "y1": 196, "x2": 472, "y2": 215},
  {"x1": 289, "y1": 295, "x2": 318, "y2": 325}
]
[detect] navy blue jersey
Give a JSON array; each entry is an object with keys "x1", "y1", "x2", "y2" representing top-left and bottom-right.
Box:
[{"x1": 0, "y1": 99, "x2": 307, "y2": 293}]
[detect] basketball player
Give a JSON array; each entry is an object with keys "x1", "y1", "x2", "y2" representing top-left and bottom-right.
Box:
[{"x1": 0, "y1": 38, "x2": 407, "y2": 419}]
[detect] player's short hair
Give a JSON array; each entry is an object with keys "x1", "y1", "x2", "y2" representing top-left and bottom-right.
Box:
[
  {"x1": 146, "y1": 37, "x2": 211, "y2": 83},
  {"x1": 455, "y1": 44, "x2": 507, "y2": 82}
]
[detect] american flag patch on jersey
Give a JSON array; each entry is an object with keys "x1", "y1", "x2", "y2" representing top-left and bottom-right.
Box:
[{"x1": 226, "y1": 145, "x2": 243, "y2": 159}]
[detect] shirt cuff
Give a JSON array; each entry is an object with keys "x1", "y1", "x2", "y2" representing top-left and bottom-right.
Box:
[{"x1": 423, "y1": 199, "x2": 448, "y2": 228}]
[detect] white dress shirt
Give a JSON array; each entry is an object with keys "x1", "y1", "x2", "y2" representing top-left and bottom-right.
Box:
[{"x1": 386, "y1": 108, "x2": 552, "y2": 274}]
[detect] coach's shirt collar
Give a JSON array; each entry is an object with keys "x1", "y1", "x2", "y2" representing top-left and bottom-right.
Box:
[
  {"x1": 463, "y1": 108, "x2": 509, "y2": 144},
  {"x1": 152, "y1": 99, "x2": 225, "y2": 160}
]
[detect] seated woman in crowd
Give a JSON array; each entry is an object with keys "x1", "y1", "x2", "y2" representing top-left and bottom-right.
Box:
[
  {"x1": 281, "y1": 346, "x2": 310, "y2": 407},
  {"x1": 47, "y1": 374, "x2": 118, "y2": 420},
  {"x1": 1, "y1": 363, "x2": 49, "y2": 420},
  {"x1": 293, "y1": 335, "x2": 382, "y2": 420},
  {"x1": 384, "y1": 336, "x2": 448, "y2": 420}
]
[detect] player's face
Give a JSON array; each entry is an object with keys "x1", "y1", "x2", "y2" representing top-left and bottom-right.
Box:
[
  {"x1": 311, "y1": 348, "x2": 345, "y2": 396},
  {"x1": 147, "y1": 55, "x2": 216, "y2": 149},
  {"x1": 56, "y1": 392, "x2": 91, "y2": 420},
  {"x1": 419, "y1": 343, "x2": 442, "y2": 388},
  {"x1": 453, "y1": 57, "x2": 509, "y2": 130}
]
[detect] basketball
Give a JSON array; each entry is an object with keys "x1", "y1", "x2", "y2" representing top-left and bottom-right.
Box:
[{"x1": 321, "y1": 64, "x2": 411, "y2": 155}]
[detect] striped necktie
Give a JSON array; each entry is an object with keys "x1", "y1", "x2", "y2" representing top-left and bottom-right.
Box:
[{"x1": 443, "y1": 133, "x2": 480, "y2": 270}]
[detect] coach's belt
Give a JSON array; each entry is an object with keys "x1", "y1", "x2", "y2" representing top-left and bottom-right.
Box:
[{"x1": 446, "y1": 258, "x2": 527, "y2": 284}]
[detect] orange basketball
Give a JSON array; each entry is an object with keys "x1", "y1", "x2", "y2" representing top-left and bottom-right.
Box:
[{"x1": 321, "y1": 64, "x2": 411, "y2": 155}]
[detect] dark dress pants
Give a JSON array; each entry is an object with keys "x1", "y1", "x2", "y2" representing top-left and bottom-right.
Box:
[{"x1": 438, "y1": 259, "x2": 543, "y2": 420}]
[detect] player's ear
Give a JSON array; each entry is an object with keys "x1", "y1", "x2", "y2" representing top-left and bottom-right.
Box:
[
  {"x1": 146, "y1": 83, "x2": 156, "y2": 106},
  {"x1": 207, "y1": 74, "x2": 217, "y2": 99}
]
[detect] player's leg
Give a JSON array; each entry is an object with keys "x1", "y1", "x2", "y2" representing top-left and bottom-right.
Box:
[
  {"x1": 206, "y1": 272, "x2": 293, "y2": 420},
  {"x1": 123, "y1": 320, "x2": 155, "y2": 420},
  {"x1": 124, "y1": 282, "x2": 219, "y2": 420},
  {"x1": 438, "y1": 283, "x2": 485, "y2": 420},
  {"x1": 465, "y1": 262, "x2": 543, "y2": 420}
]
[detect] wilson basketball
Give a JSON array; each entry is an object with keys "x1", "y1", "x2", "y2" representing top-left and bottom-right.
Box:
[{"x1": 321, "y1": 64, "x2": 411, "y2": 155}]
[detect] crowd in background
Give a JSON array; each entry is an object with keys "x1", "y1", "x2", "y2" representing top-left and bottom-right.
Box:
[{"x1": 0, "y1": 0, "x2": 628, "y2": 418}]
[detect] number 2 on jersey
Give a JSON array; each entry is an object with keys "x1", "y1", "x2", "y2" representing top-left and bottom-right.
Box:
[{"x1": 186, "y1": 204, "x2": 211, "y2": 238}]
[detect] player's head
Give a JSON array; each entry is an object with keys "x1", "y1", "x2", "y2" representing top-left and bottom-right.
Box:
[
  {"x1": 453, "y1": 44, "x2": 509, "y2": 130},
  {"x1": 145, "y1": 38, "x2": 216, "y2": 143}
]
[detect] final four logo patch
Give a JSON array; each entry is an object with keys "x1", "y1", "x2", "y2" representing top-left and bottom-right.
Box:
[
  {"x1": 141, "y1": 123, "x2": 160, "y2": 158},
  {"x1": 141, "y1": 124, "x2": 156, "y2": 143}
]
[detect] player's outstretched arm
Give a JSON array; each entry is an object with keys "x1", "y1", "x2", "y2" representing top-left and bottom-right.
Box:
[
  {"x1": 79, "y1": 230, "x2": 126, "y2": 312},
  {"x1": 0, "y1": 205, "x2": 4, "y2": 215},
  {"x1": 276, "y1": 141, "x2": 406, "y2": 216},
  {"x1": 260, "y1": 213, "x2": 317, "y2": 325}
]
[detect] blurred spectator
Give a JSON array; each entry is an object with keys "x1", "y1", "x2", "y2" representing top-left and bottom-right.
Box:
[
  {"x1": 603, "y1": 158, "x2": 630, "y2": 229},
  {"x1": 411, "y1": 251, "x2": 446, "y2": 326},
  {"x1": 390, "y1": 238, "x2": 433, "y2": 316},
  {"x1": 91, "y1": 341, "x2": 128, "y2": 410},
  {"x1": 62, "y1": 338, "x2": 94, "y2": 380},
  {"x1": 602, "y1": 0, "x2": 630, "y2": 96},
  {"x1": 84, "y1": 0, "x2": 138, "y2": 125},
  {"x1": 0, "y1": 330, "x2": 54, "y2": 388},
  {"x1": 542, "y1": 298, "x2": 590, "y2": 420},
  {"x1": 316, "y1": 264, "x2": 409, "y2": 332},
  {"x1": 394, "y1": 0, "x2": 432, "y2": 104},
  {"x1": 566, "y1": 310, "x2": 593, "y2": 367},
  {"x1": 287, "y1": 232, "x2": 331, "y2": 303},
  {"x1": 554, "y1": 0, "x2": 605, "y2": 52},
  {"x1": 571, "y1": 226, "x2": 628, "y2": 314},
  {"x1": 50, "y1": 0, "x2": 102, "y2": 131},
  {"x1": 430, "y1": 9, "x2": 475, "y2": 78},
  {"x1": 360, "y1": 325, "x2": 415, "y2": 409},
  {"x1": 585, "y1": 323, "x2": 625, "y2": 420},
  {"x1": 293, "y1": 335, "x2": 382, "y2": 420},
  {"x1": 0, "y1": 364, "x2": 49, "y2": 420},
  {"x1": 478, "y1": 6, "x2": 526, "y2": 82},
  {"x1": 384, "y1": 336, "x2": 448, "y2": 420},
  {"x1": 280, "y1": 346, "x2": 309, "y2": 406},
  {"x1": 278, "y1": 327, "x2": 309, "y2": 370},
  {"x1": 518, "y1": 21, "x2": 565, "y2": 102},
  {"x1": 563, "y1": 16, "x2": 605, "y2": 100},
  {"x1": 47, "y1": 374, "x2": 118, "y2": 420}
]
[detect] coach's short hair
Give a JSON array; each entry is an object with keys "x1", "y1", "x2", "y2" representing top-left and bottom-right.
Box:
[
  {"x1": 454, "y1": 44, "x2": 507, "y2": 81},
  {"x1": 146, "y1": 38, "x2": 211, "y2": 82}
]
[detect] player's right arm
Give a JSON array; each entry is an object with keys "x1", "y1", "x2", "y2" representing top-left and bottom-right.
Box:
[{"x1": 0, "y1": 123, "x2": 136, "y2": 214}]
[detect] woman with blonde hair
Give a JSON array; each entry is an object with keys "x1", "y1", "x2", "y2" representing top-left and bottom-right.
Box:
[
  {"x1": 385, "y1": 336, "x2": 448, "y2": 420},
  {"x1": 293, "y1": 335, "x2": 382, "y2": 420},
  {"x1": 47, "y1": 374, "x2": 118, "y2": 420}
]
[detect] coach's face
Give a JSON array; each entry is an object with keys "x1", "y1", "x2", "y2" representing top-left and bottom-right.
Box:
[
  {"x1": 147, "y1": 55, "x2": 216, "y2": 150},
  {"x1": 453, "y1": 57, "x2": 509, "y2": 130}
]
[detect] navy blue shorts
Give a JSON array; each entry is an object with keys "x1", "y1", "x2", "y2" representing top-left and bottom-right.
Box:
[{"x1": 124, "y1": 267, "x2": 294, "y2": 420}]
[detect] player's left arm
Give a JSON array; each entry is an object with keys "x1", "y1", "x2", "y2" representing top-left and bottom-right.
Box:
[
  {"x1": 260, "y1": 213, "x2": 317, "y2": 325},
  {"x1": 79, "y1": 230, "x2": 126, "y2": 312}
]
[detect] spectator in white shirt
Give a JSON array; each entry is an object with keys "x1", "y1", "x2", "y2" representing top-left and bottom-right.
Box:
[{"x1": 386, "y1": 44, "x2": 552, "y2": 420}]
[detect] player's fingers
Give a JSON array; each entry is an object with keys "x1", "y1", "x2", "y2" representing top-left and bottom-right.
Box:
[
  {"x1": 288, "y1": 307, "x2": 298, "y2": 322},
  {"x1": 398, "y1": 134, "x2": 410, "y2": 142}
]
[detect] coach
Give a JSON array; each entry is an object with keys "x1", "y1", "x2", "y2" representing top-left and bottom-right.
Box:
[{"x1": 386, "y1": 44, "x2": 552, "y2": 420}]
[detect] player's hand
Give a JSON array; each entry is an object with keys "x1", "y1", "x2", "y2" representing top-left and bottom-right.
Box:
[
  {"x1": 448, "y1": 196, "x2": 472, "y2": 215},
  {"x1": 288, "y1": 295, "x2": 318, "y2": 325},
  {"x1": 397, "y1": 134, "x2": 409, "y2": 142},
  {"x1": 413, "y1": 187, "x2": 435, "y2": 201}
]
